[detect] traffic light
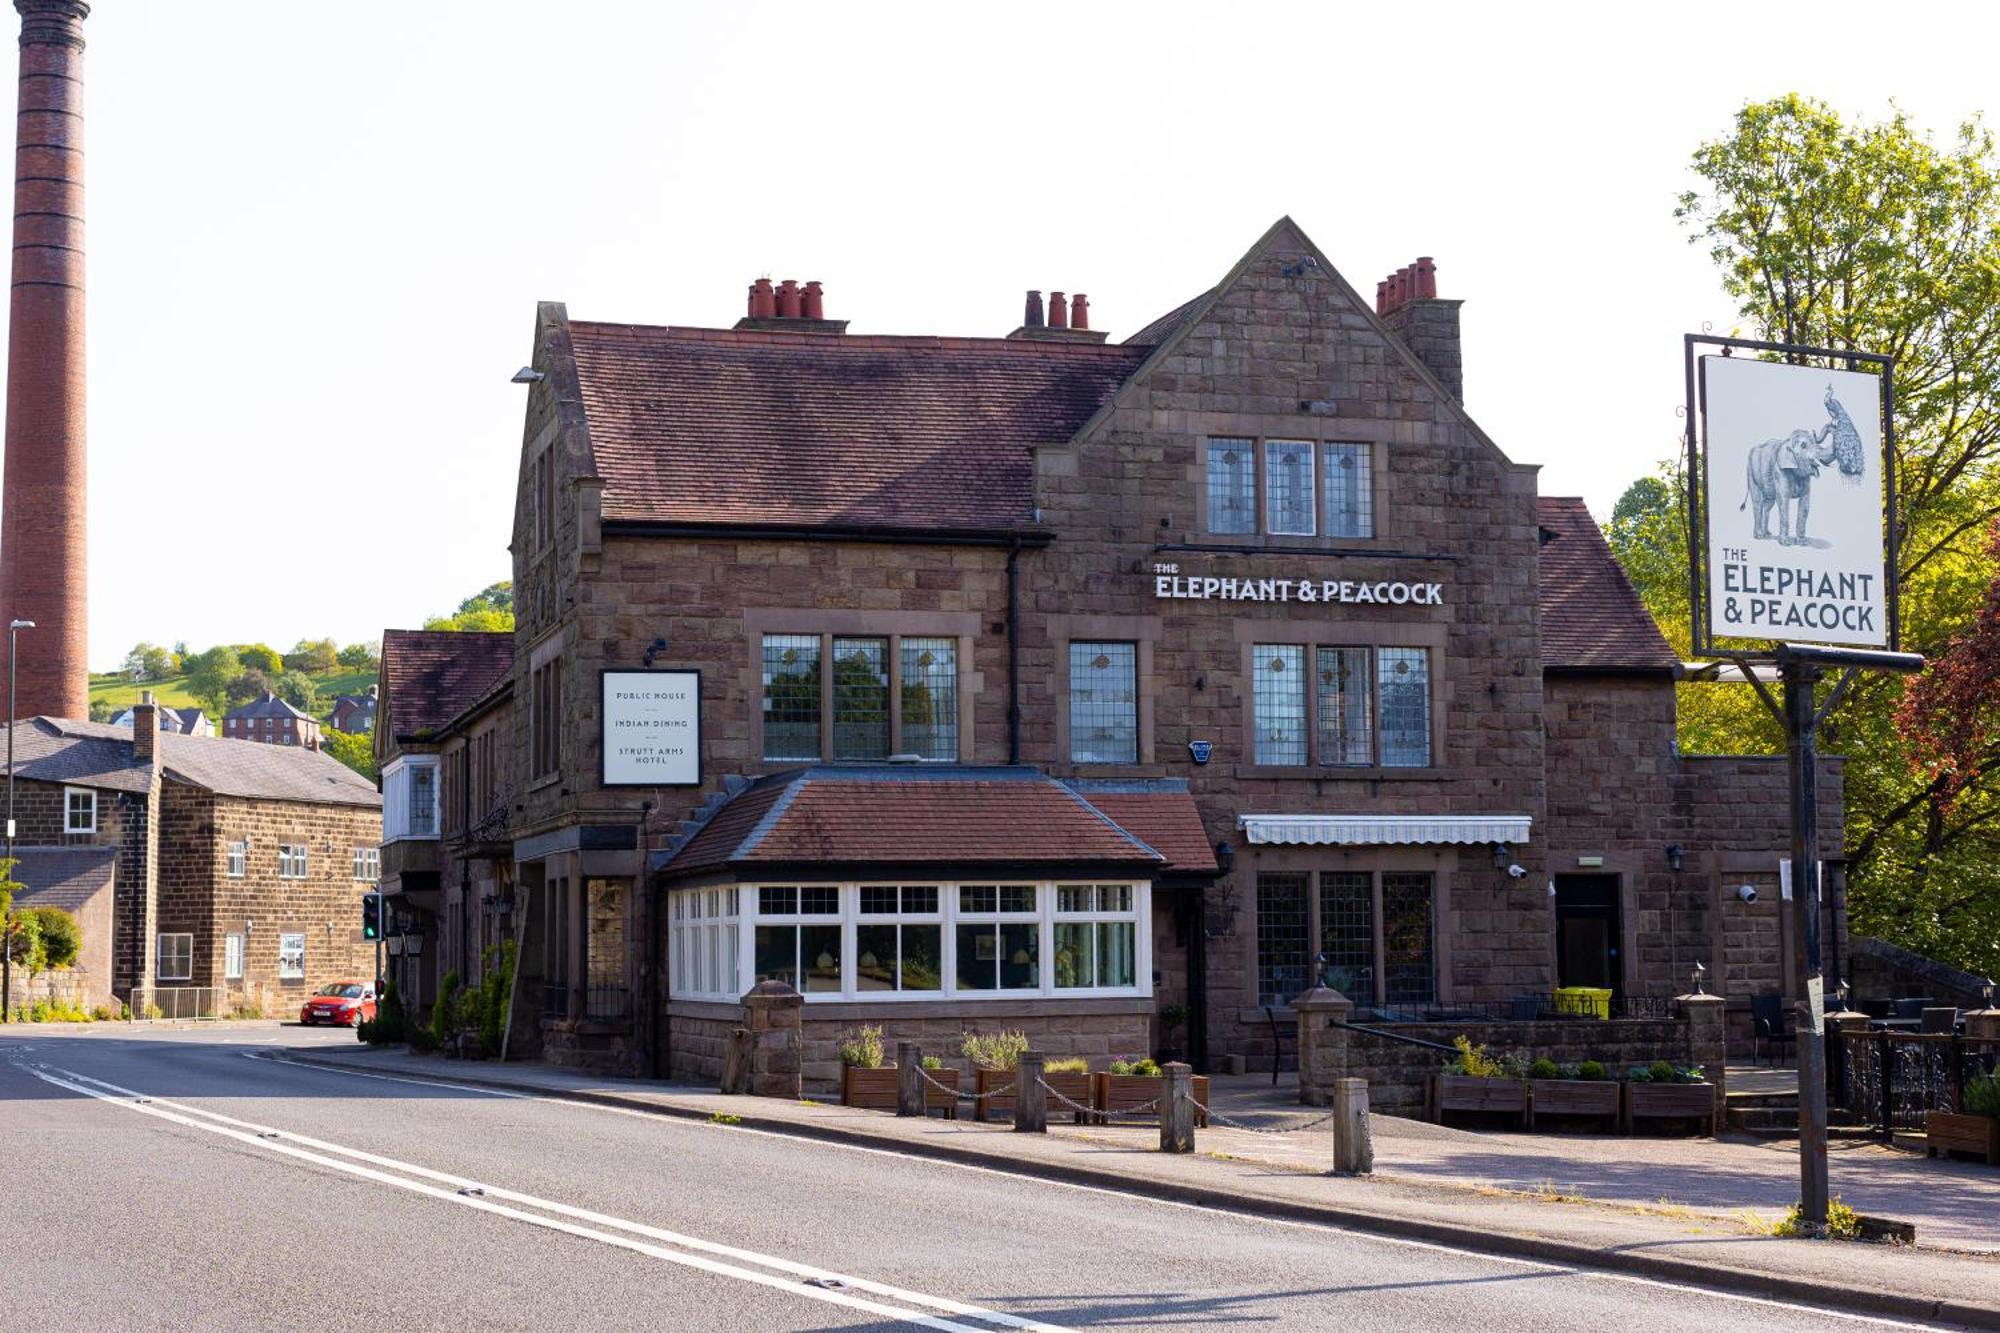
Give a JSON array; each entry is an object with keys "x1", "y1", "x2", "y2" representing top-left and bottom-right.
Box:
[{"x1": 362, "y1": 891, "x2": 381, "y2": 941}]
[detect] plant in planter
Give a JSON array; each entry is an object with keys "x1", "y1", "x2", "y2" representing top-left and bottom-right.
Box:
[
  {"x1": 964, "y1": 1029, "x2": 1029, "y2": 1122},
  {"x1": 837, "y1": 1025, "x2": 898, "y2": 1110},
  {"x1": 917, "y1": 1053, "x2": 961, "y2": 1117},
  {"x1": 1157, "y1": 1003, "x2": 1191, "y2": 1061},
  {"x1": 1432, "y1": 1036, "x2": 1529, "y2": 1126},
  {"x1": 1093, "y1": 1056, "x2": 1208, "y2": 1125},
  {"x1": 1927, "y1": 1072, "x2": 2000, "y2": 1165},
  {"x1": 1526, "y1": 1054, "x2": 1621, "y2": 1128},
  {"x1": 1623, "y1": 1060, "x2": 1717, "y2": 1135}
]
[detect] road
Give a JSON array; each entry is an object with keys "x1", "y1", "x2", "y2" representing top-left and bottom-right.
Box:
[{"x1": 0, "y1": 1026, "x2": 1951, "y2": 1331}]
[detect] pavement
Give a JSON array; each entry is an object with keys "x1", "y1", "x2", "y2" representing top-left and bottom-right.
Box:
[
  {"x1": 4, "y1": 1023, "x2": 1953, "y2": 1332},
  {"x1": 229, "y1": 1032, "x2": 2000, "y2": 1329}
]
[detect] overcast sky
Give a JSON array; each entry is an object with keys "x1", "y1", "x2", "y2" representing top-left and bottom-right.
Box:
[{"x1": 7, "y1": 2, "x2": 1996, "y2": 669}]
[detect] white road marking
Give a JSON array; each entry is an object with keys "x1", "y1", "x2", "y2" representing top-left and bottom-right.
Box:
[
  {"x1": 29, "y1": 1062, "x2": 1065, "y2": 1333},
  {"x1": 235, "y1": 1049, "x2": 1944, "y2": 1330}
]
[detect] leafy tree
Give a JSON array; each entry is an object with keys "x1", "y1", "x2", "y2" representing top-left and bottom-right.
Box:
[
  {"x1": 275, "y1": 671, "x2": 320, "y2": 715},
  {"x1": 237, "y1": 643, "x2": 283, "y2": 675},
  {"x1": 87, "y1": 698, "x2": 114, "y2": 723},
  {"x1": 184, "y1": 645, "x2": 243, "y2": 714},
  {"x1": 25, "y1": 906, "x2": 78, "y2": 972},
  {"x1": 120, "y1": 642, "x2": 175, "y2": 682},
  {"x1": 171, "y1": 641, "x2": 189, "y2": 673},
  {"x1": 283, "y1": 638, "x2": 339, "y2": 675},
  {"x1": 424, "y1": 580, "x2": 515, "y2": 633},
  {"x1": 1626, "y1": 94, "x2": 2000, "y2": 976},
  {"x1": 337, "y1": 640, "x2": 380, "y2": 671},
  {"x1": 225, "y1": 668, "x2": 273, "y2": 708},
  {"x1": 323, "y1": 727, "x2": 378, "y2": 782}
]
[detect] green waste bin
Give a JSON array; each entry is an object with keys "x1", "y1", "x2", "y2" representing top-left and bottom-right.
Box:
[{"x1": 1552, "y1": 986, "x2": 1612, "y2": 1020}]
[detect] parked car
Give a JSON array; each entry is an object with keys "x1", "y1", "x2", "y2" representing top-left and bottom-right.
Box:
[{"x1": 299, "y1": 980, "x2": 376, "y2": 1027}]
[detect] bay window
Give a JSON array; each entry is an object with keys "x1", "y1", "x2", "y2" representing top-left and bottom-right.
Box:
[
  {"x1": 1253, "y1": 643, "x2": 1432, "y2": 768},
  {"x1": 669, "y1": 880, "x2": 1149, "y2": 1002}
]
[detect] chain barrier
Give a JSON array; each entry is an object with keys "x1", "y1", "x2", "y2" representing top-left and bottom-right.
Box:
[
  {"x1": 912, "y1": 1065, "x2": 1014, "y2": 1105},
  {"x1": 1175, "y1": 1088, "x2": 1343, "y2": 1135},
  {"x1": 1036, "y1": 1076, "x2": 1106, "y2": 1118}
]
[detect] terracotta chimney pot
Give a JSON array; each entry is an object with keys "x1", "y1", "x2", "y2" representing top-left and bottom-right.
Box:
[
  {"x1": 801, "y1": 280, "x2": 824, "y2": 320},
  {"x1": 1416, "y1": 256, "x2": 1437, "y2": 300},
  {"x1": 1070, "y1": 293, "x2": 1089, "y2": 330},
  {"x1": 776, "y1": 279, "x2": 802, "y2": 319},
  {"x1": 1024, "y1": 290, "x2": 1044, "y2": 328},
  {"x1": 1048, "y1": 292, "x2": 1068, "y2": 329},
  {"x1": 750, "y1": 277, "x2": 776, "y2": 319},
  {"x1": 1376, "y1": 279, "x2": 1388, "y2": 314}
]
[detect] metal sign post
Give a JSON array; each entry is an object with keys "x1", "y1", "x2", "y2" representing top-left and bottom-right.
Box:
[{"x1": 1683, "y1": 334, "x2": 1923, "y2": 1232}]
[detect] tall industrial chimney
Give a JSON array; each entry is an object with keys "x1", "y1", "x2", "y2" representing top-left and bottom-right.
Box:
[{"x1": 1, "y1": 0, "x2": 89, "y2": 721}]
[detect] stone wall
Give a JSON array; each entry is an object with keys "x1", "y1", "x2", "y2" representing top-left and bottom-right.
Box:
[{"x1": 667, "y1": 1004, "x2": 740, "y2": 1084}]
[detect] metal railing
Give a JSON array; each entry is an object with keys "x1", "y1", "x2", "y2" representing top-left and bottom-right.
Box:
[
  {"x1": 585, "y1": 985, "x2": 630, "y2": 1021},
  {"x1": 541, "y1": 982, "x2": 570, "y2": 1020},
  {"x1": 127, "y1": 987, "x2": 224, "y2": 1022},
  {"x1": 1832, "y1": 1030, "x2": 1999, "y2": 1134}
]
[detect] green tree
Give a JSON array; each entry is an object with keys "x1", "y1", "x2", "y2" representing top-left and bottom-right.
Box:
[
  {"x1": 283, "y1": 638, "x2": 339, "y2": 674},
  {"x1": 184, "y1": 645, "x2": 243, "y2": 714},
  {"x1": 1637, "y1": 94, "x2": 2000, "y2": 976},
  {"x1": 120, "y1": 642, "x2": 175, "y2": 682},
  {"x1": 322, "y1": 727, "x2": 378, "y2": 782},
  {"x1": 275, "y1": 671, "x2": 320, "y2": 715},
  {"x1": 24, "y1": 906, "x2": 78, "y2": 972},
  {"x1": 87, "y1": 698, "x2": 114, "y2": 723},
  {"x1": 237, "y1": 643, "x2": 283, "y2": 675},
  {"x1": 424, "y1": 580, "x2": 515, "y2": 633},
  {"x1": 337, "y1": 640, "x2": 380, "y2": 671},
  {"x1": 225, "y1": 668, "x2": 273, "y2": 708}
]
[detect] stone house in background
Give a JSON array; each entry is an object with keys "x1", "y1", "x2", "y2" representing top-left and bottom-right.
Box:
[
  {"x1": 223, "y1": 691, "x2": 322, "y2": 750},
  {"x1": 3, "y1": 695, "x2": 382, "y2": 1014},
  {"x1": 109, "y1": 704, "x2": 212, "y2": 737},
  {"x1": 329, "y1": 688, "x2": 377, "y2": 735},
  {"x1": 493, "y1": 217, "x2": 1839, "y2": 1080}
]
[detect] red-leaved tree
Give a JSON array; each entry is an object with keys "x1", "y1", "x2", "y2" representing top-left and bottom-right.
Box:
[{"x1": 1898, "y1": 519, "x2": 2000, "y2": 811}]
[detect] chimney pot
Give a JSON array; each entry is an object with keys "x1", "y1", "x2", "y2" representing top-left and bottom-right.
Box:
[
  {"x1": 1070, "y1": 293, "x2": 1089, "y2": 330},
  {"x1": 801, "y1": 280, "x2": 824, "y2": 320},
  {"x1": 1375, "y1": 279, "x2": 1388, "y2": 314},
  {"x1": 1048, "y1": 291, "x2": 1068, "y2": 329},
  {"x1": 750, "y1": 277, "x2": 776, "y2": 319},
  {"x1": 1415, "y1": 256, "x2": 1437, "y2": 300},
  {"x1": 1024, "y1": 290, "x2": 1045, "y2": 328},
  {"x1": 776, "y1": 279, "x2": 802, "y2": 319}
]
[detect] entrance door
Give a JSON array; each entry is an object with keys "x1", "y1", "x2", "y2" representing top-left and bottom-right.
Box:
[{"x1": 1553, "y1": 875, "x2": 1621, "y2": 992}]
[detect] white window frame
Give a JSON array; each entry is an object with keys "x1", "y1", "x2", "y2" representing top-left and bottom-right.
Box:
[
  {"x1": 278, "y1": 844, "x2": 308, "y2": 880},
  {"x1": 157, "y1": 932, "x2": 193, "y2": 982},
  {"x1": 226, "y1": 840, "x2": 247, "y2": 878},
  {"x1": 353, "y1": 846, "x2": 380, "y2": 882},
  {"x1": 63, "y1": 786, "x2": 96, "y2": 834},
  {"x1": 1263, "y1": 439, "x2": 1317, "y2": 537},
  {"x1": 671, "y1": 880, "x2": 1152, "y2": 1003},
  {"x1": 224, "y1": 932, "x2": 245, "y2": 981},
  {"x1": 1052, "y1": 883, "x2": 1142, "y2": 994},
  {"x1": 277, "y1": 932, "x2": 306, "y2": 981}
]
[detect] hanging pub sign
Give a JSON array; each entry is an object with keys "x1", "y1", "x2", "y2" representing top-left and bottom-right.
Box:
[
  {"x1": 600, "y1": 668, "x2": 701, "y2": 786},
  {"x1": 1691, "y1": 349, "x2": 1897, "y2": 653}
]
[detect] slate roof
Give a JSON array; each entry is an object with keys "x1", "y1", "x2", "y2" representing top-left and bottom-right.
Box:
[
  {"x1": 653, "y1": 767, "x2": 1206, "y2": 879},
  {"x1": 224, "y1": 692, "x2": 316, "y2": 723},
  {"x1": 1537, "y1": 497, "x2": 1677, "y2": 672},
  {"x1": 379, "y1": 630, "x2": 514, "y2": 741},
  {"x1": 11, "y1": 846, "x2": 116, "y2": 912},
  {"x1": 568, "y1": 322, "x2": 1152, "y2": 533},
  {"x1": 0, "y1": 718, "x2": 381, "y2": 807}
]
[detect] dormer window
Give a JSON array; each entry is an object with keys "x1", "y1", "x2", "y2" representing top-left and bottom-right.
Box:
[{"x1": 1203, "y1": 436, "x2": 1374, "y2": 540}]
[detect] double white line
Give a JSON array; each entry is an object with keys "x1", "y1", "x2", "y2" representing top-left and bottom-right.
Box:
[{"x1": 26, "y1": 1062, "x2": 1069, "y2": 1333}]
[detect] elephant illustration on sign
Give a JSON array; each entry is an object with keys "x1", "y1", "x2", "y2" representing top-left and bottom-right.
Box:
[{"x1": 1739, "y1": 384, "x2": 1869, "y2": 545}]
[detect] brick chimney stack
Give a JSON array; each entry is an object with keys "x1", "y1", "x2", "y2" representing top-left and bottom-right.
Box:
[
  {"x1": 132, "y1": 689, "x2": 156, "y2": 763},
  {"x1": 1377, "y1": 254, "x2": 1463, "y2": 403},
  {"x1": 1, "y1": 0, "x2": 90, "y2": 722}
]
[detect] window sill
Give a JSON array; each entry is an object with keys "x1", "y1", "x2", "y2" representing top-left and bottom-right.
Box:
[{"x1": 1230, "y1": 765, "x2": 1447, "y2": 781}]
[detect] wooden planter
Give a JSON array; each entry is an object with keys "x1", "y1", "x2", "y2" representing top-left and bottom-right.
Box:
[
  {"x1": 1091, "y1": 1072, "x2": 1209, "y2": 1126},
  {"x1": 840, "y1": 1063, "x2": 960, "y2": 1118},
  {"x1": 1527, "y1": 1078, "x2": 1621, "y2": 1128},
  {"x1": 1622, "y1": 1081, "x2": 1717, "y2": 1136},
  {"x1": 973, "y1": 1066, "x2": 1093, "y2": 1123},
  {"x1": 1926, "y1": 1111, "x2": 2000, "y2": 1164},
  {"x1": 1431, "y1": 1074, "x2": 1528, "y2": 1128}
]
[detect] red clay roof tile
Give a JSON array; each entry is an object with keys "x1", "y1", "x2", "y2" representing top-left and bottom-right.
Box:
[
  {"x1": 1537, "y1": 497, "x2": 1677, "y2": 671},
  {"x1": 380, "y1": 630, "x2": 514, "y2": 741}
]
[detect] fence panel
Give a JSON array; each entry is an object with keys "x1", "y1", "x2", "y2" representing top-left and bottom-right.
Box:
[
  {"x1": 1834, "y1": 1031, "x2": 2000, "y2": 1133},
  {"x1": 128, "y1": 987, "x2": 224, "y2": 1022}
]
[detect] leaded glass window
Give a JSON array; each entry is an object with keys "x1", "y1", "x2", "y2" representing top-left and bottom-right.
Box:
[
  {"x1": 899, "y1": 638, "x2": 957, "y2": 761},
  {"x1": 1069, "y1": 641, "x2": 1137, "y2": 764},
  {"x1": 761, "y1": 634, "x2": 821, "y2": 761},
  {"x1": 1382, "y1": 872, "x2": 1435, "y2": 1007},
  {"x1": 1318, "y1": 872, "x2": 1374, "y2": 999},
  {"x1": 1315, "y1": 646, "x2": 1372, "y2": 766},
  {"x1": 1256, "y1": 872, "x2": 1310, "y2": 1007},
  {"x1": 831, "y1": 637, "x2": 890, "y2": 760},
  {"x1": 1264, "y1": 440, "x2": 1315, "y2": 536},
  {"x1": 1322, "y1": 442, "x2": 1373, "y2": 538},
  {"x1": 1206, "y1": 438, "x2": 1256, "y2": 535},
  {"x1": 1378, "y1": 647, "x2": 1432, "y2": 768},
  {"x1": 1252, "y1": 643, "x2": 1307, "y2": 765}
]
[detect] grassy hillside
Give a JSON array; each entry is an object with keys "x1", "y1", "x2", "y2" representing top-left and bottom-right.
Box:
[{"x1": 88, "y1": 667, "x2": 377, "y2": 722}]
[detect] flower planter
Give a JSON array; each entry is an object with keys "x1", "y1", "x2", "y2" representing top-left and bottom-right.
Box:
[
  {"x1": 1091, "y1": 1072, "x2": 1209, "y2": 1126},
  {"x1": 1430, "y1": 1074, "x2": 1528, "y2": 1128},
  {"x1": 1926, "y1": 1111, "x2": 1999, "y2": 1164},
  {"x1": 975, "y1": 1066, "x2": 1094, "y2": 1123},
  {"x1": 1527, "y1": 1078, "x2": 1621, "y2": 1128},
  {"x1": 1622, "y1": 1081, "x2": 1717, "y2": 1136},
  {"x1": 840, "y1": 1063, "x2": 959, "y2": 1118}
]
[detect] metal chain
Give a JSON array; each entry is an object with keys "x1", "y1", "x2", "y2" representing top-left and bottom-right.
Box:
[
  {"x1": 912, "y1": 1065, "x2": 1014, "y2": 1103},
  {"x1": 1176, "y1": 1088, "x2": 1343, "y2": 1135},
  {"x1": 1036, "y1": 1076, "x2": 1102, "y2": 1117}
]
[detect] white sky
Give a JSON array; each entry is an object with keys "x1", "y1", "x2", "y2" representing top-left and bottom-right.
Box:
[{"x1": 6, "y1": 1, "x2": 1996, "y2": 669}]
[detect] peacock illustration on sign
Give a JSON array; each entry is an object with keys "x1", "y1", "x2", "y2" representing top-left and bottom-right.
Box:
[{"x1": 1738, "y1": 383, "x2": 1869, "y2": 548}]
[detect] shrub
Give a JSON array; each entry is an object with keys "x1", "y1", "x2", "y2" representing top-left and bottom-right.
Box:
[
  {"x1": 1043, "y1": 1056, "x2": 1089, "y2": 1074},
  {"x1": 1159, "y1": 1003, "x2": 1190, "y2": 1031},
  {"x1": 1444, "y1": 1035, "x2": 1508, "y2": 1079},
  {"x1": 227, "y1": 1002, "x2": 265, "y2": 1020},
  {"x1": 1965, "y1": 1073, "x2": 2000, "y2": 1119},
  {"x1": 408, "y1": 1024, "x2": 439, "y2": 1054},
  {"x1": 366, "y1": 981, "x2": 407, "y2": 1045},
  {"x1": 836, "y1": 1025, "x2": 885, "y2": 1068},
  {"x1": 1575, "y1": 1060, "x2": 1606, "y2": 1082},
  {"x1": 960, "y1": 1029, "x2": 1029, "y2": 1070},
  {"x1": 1528, "y1": 1057, "x2": 1560, "y2": 1080},
  {"x1": 90, "y1": 1004, "x2": 116, "y2": 1022},
  {"x1": 26, "y1": 906, "x2": 80, "y2": 971},
  {"x1": 431, "y1": 971, "x2": 461, "y2": 1049},
  {"x1": 1649, "y1": 1059, "x2": 1679, "y2": 1085},
  {"x1": 476, "y1": 941, "x2": 516, "y2": 1055},
  {"x1": 1108, "y1": 1057, "x2": 1161, "y2": 1076},
  {"x1": 920, "y1": 1054, "x2": 945, "y2": 1070},
  {"x1": 1772, "y1": 1197, "x2": 1862, "y2": 1240}
]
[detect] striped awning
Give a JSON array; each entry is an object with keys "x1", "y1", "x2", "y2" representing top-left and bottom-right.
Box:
[{"x1": 1237, "y1": 814, "x2": 1533, "y2": 847}]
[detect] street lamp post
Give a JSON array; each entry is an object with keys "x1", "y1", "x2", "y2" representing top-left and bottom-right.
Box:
[{"x1": 3, "y1": 618, "x2": 34, "y2": 1023}]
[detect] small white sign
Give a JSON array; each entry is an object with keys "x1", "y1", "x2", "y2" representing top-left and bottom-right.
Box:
[
  {"x1": 1702, "y1": 356, "x2": 1887, "y2": 647},
  {"x1": 601, "y1": 670, "x2": 701, "y2": 786}
]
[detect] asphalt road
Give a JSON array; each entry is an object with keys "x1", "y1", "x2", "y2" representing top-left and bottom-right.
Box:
[{"x1": 0, "y1": 1026, "x2": 1952, "y2": 1332}]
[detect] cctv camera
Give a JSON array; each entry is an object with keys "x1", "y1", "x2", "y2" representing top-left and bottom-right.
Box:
[
  {"x1": 1506, "y1": 863, "x2": 1527, "y2": 879},
  {"x1": 1737, "y1": 884, "x2": 1759, "y2": 904}
]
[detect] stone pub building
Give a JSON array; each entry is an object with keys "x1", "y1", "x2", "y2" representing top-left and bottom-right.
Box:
[{"x1": 499, "y1": 219, "x2": 1836, "y2": 1080}]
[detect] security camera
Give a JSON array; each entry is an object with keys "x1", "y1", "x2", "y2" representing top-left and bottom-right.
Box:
[
  {"x1": 1737, "y1": 884, "x2": 1759, "y2": 904},
  {"x1": 1506, "y1": 863, "x2": 1527, "y2": 879}
]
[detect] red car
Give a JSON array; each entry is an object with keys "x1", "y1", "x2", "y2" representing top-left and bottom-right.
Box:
[{"x1": 299, "y1": 980, "x2": 377, "y2": 1027}]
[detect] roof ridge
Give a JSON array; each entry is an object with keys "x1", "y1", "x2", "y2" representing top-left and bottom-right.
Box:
[{"x1": 570, "y1": 322, "x2": 1151, "y2": 357}]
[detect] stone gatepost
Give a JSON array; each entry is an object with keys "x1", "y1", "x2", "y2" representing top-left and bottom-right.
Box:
[
  {"x1": 1293, "y1": 987, "x2": 1354, "y2": 1108},
  {"x1": 741, "y1": 979, "x2": 803, "y2": 1099},
  {"x1": 1678, "y1": 991, "x2": 1727, "y2": 1116},
  {"x1": 1965, "y1": 1007, "x2": 2000, "y2": 1043}
]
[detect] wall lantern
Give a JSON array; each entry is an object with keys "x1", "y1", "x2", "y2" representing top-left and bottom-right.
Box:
[
  {"x1": 1214, "y1": 841, "x2": 1235, "y2": 874},
  {"x1": 1691, "y1": 961, "x2": 1707, "y2": 995},
  {"x1": 1490, "y1": 841, "x2": 1511, "y2": 870},
  {"x1": 1665, "y1": 844, "x2": 1685, "y2": 873}
]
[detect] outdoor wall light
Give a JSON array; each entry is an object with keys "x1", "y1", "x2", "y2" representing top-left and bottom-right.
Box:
[
  {"x1": 1214, "y1": 841, "x2": 1235, "y2": 873},
  {"x1": 1737, "y1": 883, "x2": 1759, "y2": 904},
  {"x1": 1691, "y1": 961, "x2": 1707, "y2": 995},
  {"x1": 1666, "y1": 844, "x2": 1685, "y2": 873},
  {"x1": 1490, "y1": 841, "x2": 1511, "y2": 870},
  {"x1": 641, "y1": 636, "x2": 668, "y2": 667}
]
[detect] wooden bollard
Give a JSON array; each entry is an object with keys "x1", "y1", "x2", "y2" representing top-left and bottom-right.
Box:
[
  {"x1": 1162, "y1": 1062, "x2": 1195, "y2": 1153},
  {"x1": 1015, "y1": 1049, "x2": 1047, "y2": 1133},
  {"x1": 896, "y1": 1041, "x2": 922, "y2": 1117},
  {"x1": 1331, "y1": 1076, "x2": 1372, "y2": 1174}
]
